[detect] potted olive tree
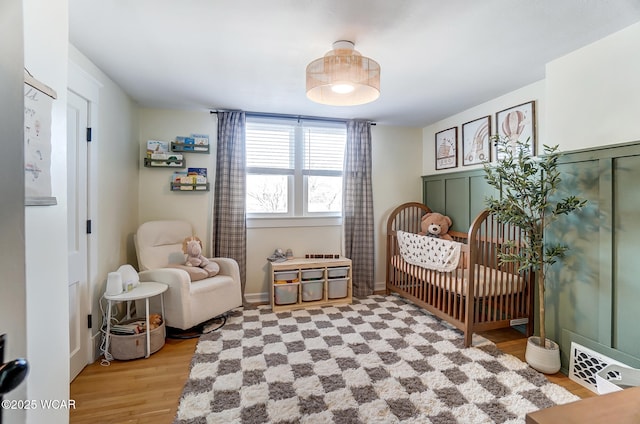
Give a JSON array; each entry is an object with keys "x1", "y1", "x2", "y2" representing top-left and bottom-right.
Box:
[{"x1": 483, "y1": 137, "x2": 586, "y2": 374}]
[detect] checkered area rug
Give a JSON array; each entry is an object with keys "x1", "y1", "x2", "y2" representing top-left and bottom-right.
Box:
[{"x1": 174, "y1": 295, "x2": 578, "y2": 423}]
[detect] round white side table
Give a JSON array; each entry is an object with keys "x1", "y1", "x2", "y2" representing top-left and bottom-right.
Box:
[{"x1": 104, "y1": 282, "x2": 168, "y2": 358}]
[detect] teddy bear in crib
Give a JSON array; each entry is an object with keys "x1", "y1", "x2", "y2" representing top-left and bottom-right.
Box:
[{"x1": 419, "y1": 212, "x2": 453, "y2": 241}]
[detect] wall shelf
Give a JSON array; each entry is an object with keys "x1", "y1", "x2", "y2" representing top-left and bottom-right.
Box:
[
  {"x1": 170, "y1": 182, "x2": 210, "y2": 192},
  {"x1": 143, "y1": 157, "x2": 185, "y2": 168},
  {"x1": 170, "y1": 142, "x2": 210, "y2": 154}
]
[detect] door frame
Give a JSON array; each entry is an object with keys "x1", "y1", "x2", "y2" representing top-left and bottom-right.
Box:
[
  {"x1": 68, "y1": 61, "x2": 100, "y2": 361},
  {"x1": 0, "y1": 0, "x2": 28, "y2": 415}
]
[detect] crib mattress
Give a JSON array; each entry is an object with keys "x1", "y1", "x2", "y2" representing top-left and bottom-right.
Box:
[{"x1": 391, "y1": 255, "x2": 526, "y2": 297}]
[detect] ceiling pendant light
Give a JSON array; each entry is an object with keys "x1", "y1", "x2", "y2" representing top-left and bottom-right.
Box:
[{"x1": 306, "y1": 40, "x2": 380, "y2": 106}]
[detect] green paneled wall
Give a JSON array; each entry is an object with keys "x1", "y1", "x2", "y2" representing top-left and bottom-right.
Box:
[
  {"x1": 444, "y1": 177, "x2": 469, "y2": 232},
  {"x1": 423, "y1": 180, "x2": 445, "y2": 215},
  {"x1": 546, "y1": 159, "x2": 602, "y2": 347},
  {"x1": 469, "y1": 175, "x2": 496, "y2": 222},
  {"x1": 422, "y1": 141, "x2": 640, "y2": 369},
  {"x1": 422, "y1": 169, "x2": 496, "y2": 232},
  {"x1": 614, "y1": 155, "x2": 640, "y2": 356}
]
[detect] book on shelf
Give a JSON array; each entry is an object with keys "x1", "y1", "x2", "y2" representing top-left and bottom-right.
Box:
[
  {"x1": 187, "y1": 167, "x2": 207, "y2": 178},
  {"x1": 151, "y1": 152, "x2": 182, "y2": 161},
  {"x1": 179, "y1": 175, "x2": 195, "y2": 190},
  {"x1": 187, "y1": 168, "x2": 207, "y2": 188},
  {"x1": 174, "y1": 136, "x2": 195, "y2": 151},
  {"x1": 175, "y1": 136, "x2": 195, "y2": 145},
  {"x1": 174, "y1": 175, "x2": 207, "y2": 190},
  {"x1": 151, "y1": 159, "x2": 182, "y2": 167},
  {"x1": 146, "y1": 140, "x2": 170, "y2": 157},
  {"x1": 110, "y1": 322, "x2": 143, "y2": 335},
  {"x1": 194, "y1": 175, "x2": 207, "y2": 189},
  {"x1": 172, "y1": 171, "x2": 188, "y2": 184},
  {"x1": 191, "y1": 133, "x2": 209, "y2": 150}
]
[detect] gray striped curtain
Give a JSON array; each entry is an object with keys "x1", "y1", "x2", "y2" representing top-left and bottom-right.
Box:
[
  {"x1": 343, "y1": 120, "x2": 374, "y2": 298},
  {"x1": 213, "y1": 111, "x2": 247, "y2": 303}
]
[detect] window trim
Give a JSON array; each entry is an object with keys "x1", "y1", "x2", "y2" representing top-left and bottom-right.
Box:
[{"x1": 247, "y1": 216, "x2": 342, "y2": 229}]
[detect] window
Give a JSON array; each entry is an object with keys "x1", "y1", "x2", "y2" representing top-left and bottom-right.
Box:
[{"x1": 246, "y1": 117, "x2": 346, "y2": 218}]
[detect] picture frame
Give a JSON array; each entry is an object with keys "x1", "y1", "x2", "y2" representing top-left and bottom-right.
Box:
[
  {"x1": 462, "y1": 116, "x2": 491, "y2": 166},
  {"x1": 435, "y1": 127, "x2": 458, "y2": 170},
  {"x1": 495, "y1": 100, "x2": 536, "y2": 158}
]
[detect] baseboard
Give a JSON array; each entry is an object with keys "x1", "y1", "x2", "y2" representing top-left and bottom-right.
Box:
[
  {"x1": 245, "y1": 291, "x2": 269, "y2": 305},
  {"x1": 91, "y1": 331, "x2": 102, "y2": 362}
]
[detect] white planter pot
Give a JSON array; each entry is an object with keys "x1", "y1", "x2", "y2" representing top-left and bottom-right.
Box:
[{"x1": 525, "y1": 336, "x2": 561, "y2": 374}]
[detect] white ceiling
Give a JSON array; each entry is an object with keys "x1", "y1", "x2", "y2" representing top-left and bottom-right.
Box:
[{"x1": 69, "y1": 0, "x2": 640, "y2": 127}]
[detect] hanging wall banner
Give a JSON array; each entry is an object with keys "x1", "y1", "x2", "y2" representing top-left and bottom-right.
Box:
[{"x1": 24, "y1": 72, "x2": 57, "y2": 206}]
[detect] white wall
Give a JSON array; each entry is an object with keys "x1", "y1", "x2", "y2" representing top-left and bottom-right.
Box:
[
  {"x1": 371, "y1": 125, "x2": 423, "y2": 288},
  {"x1": 247, "y1": 224, "x2": 343, "y2": 300},
  {"x1": 423, "y1": 21, "x2": 640, "y2": 177},
  {"x1": 68, "y1": 45, "x2": 140, "y2": 352},
  {"x1": 23, "y1": 0, "x2": 69, "y2": 423},
  {"x1": 138, "y1": 109, "x2": 216, "y2": 257},
  {"x1": 546, "y1": 21, "x2": 640, "y2": 150},
  {"x1": 422, "y1": 81, "x2": 546, "y2": 175}
]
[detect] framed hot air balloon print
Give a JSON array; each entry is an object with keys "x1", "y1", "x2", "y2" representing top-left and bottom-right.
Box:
[
  {"x1": 495, "y1": 100, "x2": 536, "y2": 159},
  {"x1": 462, "y1": 115, "x2": 491, "y2": 166},
  {"x1": 435, "y1": 127, "x2": 458, "y2": 170}
]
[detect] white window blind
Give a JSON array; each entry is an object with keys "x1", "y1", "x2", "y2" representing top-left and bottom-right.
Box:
[
  {"x1": 246, "y1": 117, "x2": 346, "y2": 217},
  {"x1": 303, "y1": 127, "x2": 345, "y2": 174},
  {"x1": 246, "y1": 121, "x2": 294, "y2": 172}
]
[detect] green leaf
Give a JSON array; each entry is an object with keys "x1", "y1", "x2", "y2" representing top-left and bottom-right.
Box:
[{"x1": 483, "y1": 135, "x2": 588, "y2": 337}]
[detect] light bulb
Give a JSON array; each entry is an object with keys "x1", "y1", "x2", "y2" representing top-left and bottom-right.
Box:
[{"x1": 331, "y1": 83, "x2": 355, "y2": 94}]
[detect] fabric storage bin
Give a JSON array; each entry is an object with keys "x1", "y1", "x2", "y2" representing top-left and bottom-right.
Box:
[
  {"x1": 301, "y1": 268, "x2": 324, "y2": 280},
  {"x1": 274, "y1": 270, "x2": 298, "y2": 281},
  {"x1": 328, "y1": 278, "x2": 348, "y2": 299},
  {"x1": 274, "y1": 282, "x2": 299, "y2": 305},
  {"x1": 327, "y1": 266, "x2": 349, "y2": 278},
  {"x1": 301, "y1": 279, "x2": 324, "y2": 301},
  {"x1": 109, "y1": 319, "x2": 166, "y2": 360}
]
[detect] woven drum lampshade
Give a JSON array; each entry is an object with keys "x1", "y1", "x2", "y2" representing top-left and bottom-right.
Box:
[{"x1": 306, "y1": 40, "x2": 380, "y2": 106}]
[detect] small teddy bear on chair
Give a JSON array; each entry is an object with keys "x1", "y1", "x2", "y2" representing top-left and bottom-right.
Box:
[
  {"x1": 183, "y1": 236, "x2": 209, "y2": 267},
  {"x1": 182, "y1": 236, "x2": 220, "y2": 276}
]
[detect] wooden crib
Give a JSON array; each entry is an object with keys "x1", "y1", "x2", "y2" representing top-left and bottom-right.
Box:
[{"x1": 386, "y1": 202, "x2": 534, "y2": 346}]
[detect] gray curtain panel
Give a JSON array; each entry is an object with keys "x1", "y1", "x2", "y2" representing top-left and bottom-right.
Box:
[
  {"x1": 343, "y1": 120, "x2": 374, "y2": 298},
  {"x1": 213, "y1": 111, "x2": 247, "y2": 302}
]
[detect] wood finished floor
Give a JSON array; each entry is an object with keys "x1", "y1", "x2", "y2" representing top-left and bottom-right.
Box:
[{"x1": 70, "y1": 326, "x2": 595, "y2": 424}]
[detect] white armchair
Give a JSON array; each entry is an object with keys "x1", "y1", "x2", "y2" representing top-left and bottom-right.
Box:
[{"x1": 134, "y1": 220, "x2": 242, "y2": 330}]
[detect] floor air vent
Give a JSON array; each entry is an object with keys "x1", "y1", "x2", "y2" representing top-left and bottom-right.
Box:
[{"x1": 568, "y1": 342, "x2": 624, "y2": 393}]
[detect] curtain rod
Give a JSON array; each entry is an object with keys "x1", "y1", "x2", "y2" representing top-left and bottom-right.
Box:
[{"x1": 210, "y1": 109, "x2": 376, "y2": 125}]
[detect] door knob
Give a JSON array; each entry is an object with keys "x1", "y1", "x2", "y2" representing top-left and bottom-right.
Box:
[{"x1": 0, "y1": 358, "x2": 29, "y2": 395}]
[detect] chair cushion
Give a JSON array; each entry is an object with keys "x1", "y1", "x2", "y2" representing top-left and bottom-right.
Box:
[
  {"x1": 136, "y1": 220, "x2": 193, "y2": 271},
  {"x1": 166, "y1": 264, "x2": 209, "y2": 282}
]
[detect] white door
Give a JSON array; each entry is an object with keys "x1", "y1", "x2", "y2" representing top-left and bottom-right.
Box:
[{"x1": 67, "y1": 90, "x2": 90, "y2": 381}]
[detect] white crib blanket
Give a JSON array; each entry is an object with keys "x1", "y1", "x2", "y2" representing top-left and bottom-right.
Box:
[{"x1": 397, "y1": 230, "x2": 462, "y2": 272}]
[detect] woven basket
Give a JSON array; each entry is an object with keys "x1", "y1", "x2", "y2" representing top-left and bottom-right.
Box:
[{"x1": 109, "y1": 318, "x2": 165, "y2": 360}]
